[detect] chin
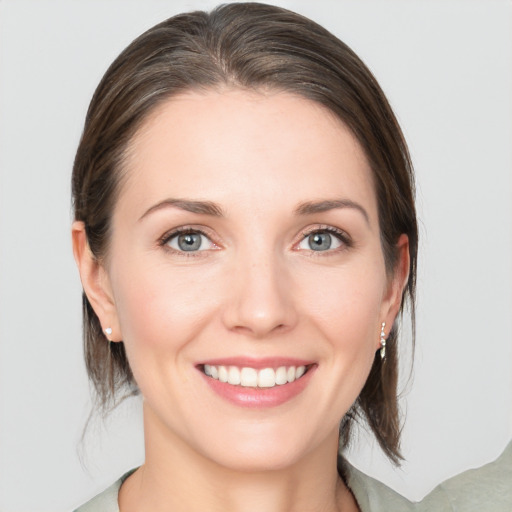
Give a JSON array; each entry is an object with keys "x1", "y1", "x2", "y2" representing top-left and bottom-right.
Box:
[
  {"x1": 204, "y1": 440, "x2": 308, "y2": 473},
  {"x1": 193, "y1": 420, "x2": 331, "y2": 473}
]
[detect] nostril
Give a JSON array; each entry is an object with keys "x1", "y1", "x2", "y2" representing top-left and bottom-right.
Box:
[{"x1": 230, "y1": 321, "x2": 289, "y2": 338}]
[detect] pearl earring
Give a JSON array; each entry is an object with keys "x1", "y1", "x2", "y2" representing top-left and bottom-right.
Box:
[
  {"x1": 104, "y1": 327, "x2": 112, "y2": 337},
  {"x1": 380, "y1": 322, "x2": 386, "y2": 360}
]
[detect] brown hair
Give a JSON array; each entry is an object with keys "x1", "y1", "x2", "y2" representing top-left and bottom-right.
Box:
[{"x1": 72, "y1": 2, "x2": 417, "y2": 464}]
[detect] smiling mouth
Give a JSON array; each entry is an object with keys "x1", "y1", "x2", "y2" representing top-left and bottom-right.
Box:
[{"x1": 201, "y1": 364, "x2": 310, "y2": 388}]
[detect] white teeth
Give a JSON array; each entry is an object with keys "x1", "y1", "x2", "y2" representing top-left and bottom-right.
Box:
[
  {"x1": 296, "y1": 365, "x2": 306, "y2": 378},
  {"x1": 203, "y1": 364, "x2": 309, "y2": 388},
  {"x1": 275, "y1": 366, "x2": 288, "y2": 385},
  {"x1": 258, "y1": 368, "x2": 275, "y2": 388},
  {"x1": 218, "y1": 365, "x2": 228, "y2": 383},
  {"x1": 240, "y1": 367, "x2": 258, "y2": 387},
  {"x1": 227, "y1": 366, "x2": 241, "y2": 385}
]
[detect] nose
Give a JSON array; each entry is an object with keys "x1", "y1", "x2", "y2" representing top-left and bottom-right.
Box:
[{"x1": 221, "y1": 250, "x2": 298, "y2": 339}]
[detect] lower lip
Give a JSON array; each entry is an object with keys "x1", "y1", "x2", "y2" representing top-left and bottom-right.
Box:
[{"x1": 200, "y1": 367, "x2": 315, "y2": 408}]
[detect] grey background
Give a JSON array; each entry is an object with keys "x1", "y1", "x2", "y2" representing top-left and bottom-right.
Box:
[{"x1": 0, "y1": 0, "x2": 511, "y2": 510}]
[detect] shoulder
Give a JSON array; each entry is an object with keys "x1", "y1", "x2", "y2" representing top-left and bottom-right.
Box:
[
  {"x1": 421, "y1": 440, "x2": 512, "y2": 512},
  {"x1": 73, "y1": 469, "x2": 136, "y2": 512},
  {"x1": 340, "y1": 458, "x2": 416, "y2": 512},
  {"x1": 341, "y1": 440, "x2": 512, "y2": 512}
]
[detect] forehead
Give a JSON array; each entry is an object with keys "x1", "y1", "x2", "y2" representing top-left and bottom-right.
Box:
[{"x1": 119, "y1": 88, "x2": 377, "y2": 220}]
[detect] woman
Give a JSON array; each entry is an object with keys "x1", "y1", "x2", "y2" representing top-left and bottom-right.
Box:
[{"x1": 71, "y1": 3, "x2": 510, "y2": 511}]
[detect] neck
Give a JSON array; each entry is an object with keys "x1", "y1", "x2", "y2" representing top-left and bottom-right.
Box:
[{"x1": 118, "y1": 404, "x2": 358, "y2": 512}]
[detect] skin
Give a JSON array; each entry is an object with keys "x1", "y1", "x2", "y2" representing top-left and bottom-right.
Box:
[{"x1": 73, "y1": 89, "x2": 409, "y2": 512}]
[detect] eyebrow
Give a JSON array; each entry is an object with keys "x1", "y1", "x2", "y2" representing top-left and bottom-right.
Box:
[
  {"x1": 138, "y1": 198, "x2": 224, "y2": 221},
  {"x1": 138, "y1": 197, "x2": 369, "y2": 225},
  {"x1": 294, "y1": 199, "x2": 370, "y2": 225}
]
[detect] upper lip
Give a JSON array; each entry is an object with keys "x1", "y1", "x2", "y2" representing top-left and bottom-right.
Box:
[{"x1": 196, "y1": 357, "x2": 314, "y2": 369}]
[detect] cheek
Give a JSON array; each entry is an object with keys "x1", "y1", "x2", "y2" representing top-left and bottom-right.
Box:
[
  {"x1": 298, "y1": 261, "x2": 386, "y2": 337},
  {"x1": 111, "y1": 259, "x2": 221, "y2": 361},
  {"x1": 296, "y1": 261, "x2": 385, "y2": 390}
]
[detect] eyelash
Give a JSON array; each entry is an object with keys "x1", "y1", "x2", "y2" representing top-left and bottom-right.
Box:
[
  {"x1": 158, "y1": 227, "x2": 217, "y2": 257},
  {"x1": 297, "y1": 225, "x2": 353, "y2": 253},
  {"x1": 157, "y1": 224, "x2": 353, "y2": 257}
]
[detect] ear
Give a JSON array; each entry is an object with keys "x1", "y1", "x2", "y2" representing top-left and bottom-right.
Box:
[
  {"x1": 379, "y1": 234, "x2": 410, "y2": 338},
  {"x1": 71, "y1": 221, "x2": 121, "y2": 341}
]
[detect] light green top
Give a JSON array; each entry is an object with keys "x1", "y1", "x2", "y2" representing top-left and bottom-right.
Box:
[{"x1": 75, "y1": 440, "x2": 512, "y2": 512}]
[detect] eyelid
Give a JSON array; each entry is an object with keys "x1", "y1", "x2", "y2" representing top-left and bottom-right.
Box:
[
  {"x1": 158, "y1": 226, "x2": 220, "y2": 255},
  {"x1": 294, "y1": 225, "x2": 353, "y2": 252},
  {"x1": 157, "y1": 224, "x2": 351, "y2": 255}
]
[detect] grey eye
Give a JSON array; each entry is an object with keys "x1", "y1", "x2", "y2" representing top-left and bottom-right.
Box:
[
  {"x1": 167, "y1": 232, "x2": 212, "y2": 252},
  {"x1": 297, "y1": 230, "x2": 343, "y2": 252},
  {"x1": 308, "y1": 232, "x2": 332, "y2": 251}
]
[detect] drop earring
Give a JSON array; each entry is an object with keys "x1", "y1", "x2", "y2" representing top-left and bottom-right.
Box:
[{"x1": 380, "y1": 322, "x2": 386, "y2": 360}]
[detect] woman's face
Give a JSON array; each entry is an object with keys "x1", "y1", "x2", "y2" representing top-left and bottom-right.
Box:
[{"x1": 99, "y1": 89, "x2": 403, "y2": 470}]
